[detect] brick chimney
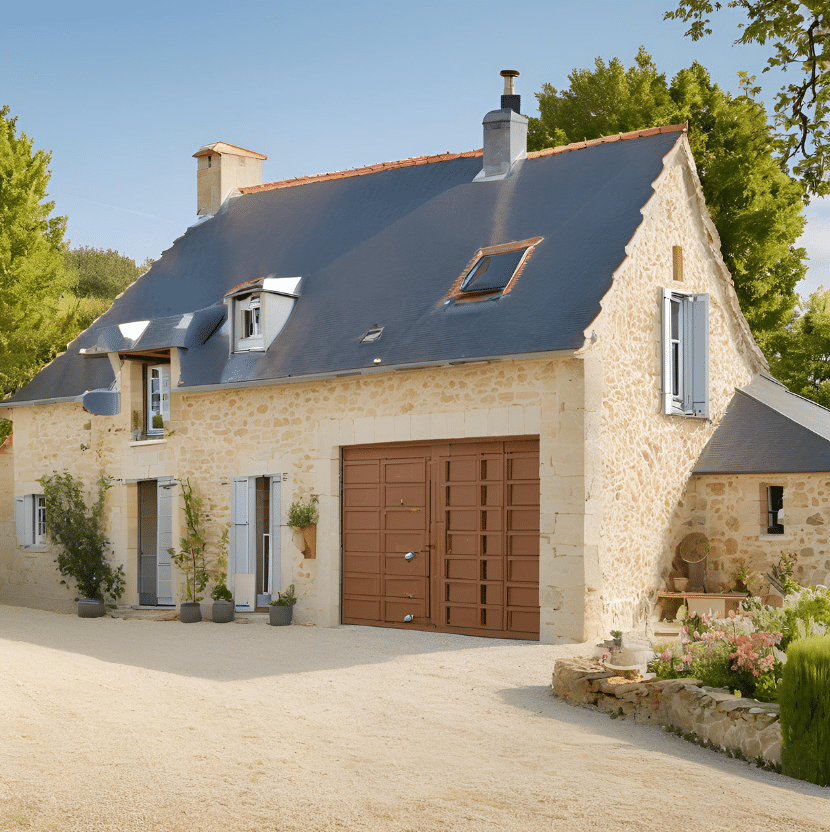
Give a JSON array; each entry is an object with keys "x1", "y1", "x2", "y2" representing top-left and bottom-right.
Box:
[
  {"x1": 476, "y1": 70, "x2": 528, "y2": 182},
  {"x1": 193, "y1": 142, "x2": 268, "y2": 216}
]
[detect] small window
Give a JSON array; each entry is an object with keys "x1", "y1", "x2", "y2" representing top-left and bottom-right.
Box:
[
  {"x1": 147, "y1": 365, "x2": 170, "y2": 435},
  {"x1": 361, "y1": 326, "x2": 384, "y2": 344},
  {"x1": 15, "y1": 494, "x2": 46, "y2": 547},
  {"x1": 207, "y1": 155, "x2": 212, "y2": 168},
  {"x1": 767, "y1": 486, "x2": 784, "y2": 534},
  {"x1": 662, "y1": 290, "x2": 709, "y2": 418},
  {"x1": 235, "y1": 294, "x2": 265, "y2": 352},
  {"x1": 461, "y1": 249, "x2": 528, "y2": 295}
]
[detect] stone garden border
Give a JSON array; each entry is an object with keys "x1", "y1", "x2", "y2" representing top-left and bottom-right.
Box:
[{"x1": 552, "y1": 658, "x2": 781, "y2": 765}]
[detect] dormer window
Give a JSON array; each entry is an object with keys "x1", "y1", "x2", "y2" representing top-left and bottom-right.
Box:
[{"x1": 235, "y1": 293, "x2": 264, "y2": 351}]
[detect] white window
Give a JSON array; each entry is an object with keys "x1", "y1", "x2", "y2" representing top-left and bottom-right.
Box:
[
  {"x1": 147, "y1": 365, "x2": 170, "y2": 435},
  {"x1": 235, "y1": 294, "x2": 264, "y2": 352},
  {"x1": 15, "y1": 494, "x2": 47, "y2": 547},
  {"x1": 662, "y1": 290, "x2": 709, "y2": 418}
]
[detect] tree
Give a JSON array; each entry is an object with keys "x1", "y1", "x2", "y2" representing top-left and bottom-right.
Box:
[
  {"x1": 529, "y1": 50, "x2": 807, "y2": 353},
  {"x1": 767, "y1": 288, "x2": 830, "y2": 408},
  {"x1": 665, "y1": 1, "x2": 830, "y2": 197},
  {"x1": 64, "y1": 246, "x2": 151, "y2": 299},
  {"x1": 0, "y1": 105, "x2": 72, "y2": 396}
]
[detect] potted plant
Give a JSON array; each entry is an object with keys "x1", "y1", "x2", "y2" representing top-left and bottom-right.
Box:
[
  {"x1": 210, "y1": 528, "x2": 234, "y2": 623},
  {"x1": 269, "y1": 584, "x2": 297, "y2": 626},
  {"x1": 168, "y1": 479, "x2": 209, "y2": 623},
  {"x1": 131, "y1": 410, "x2": 142, "y2": 441},
  {"x1": 39, "y1": 470, "x2": 125, "y2": 617},
  {"x1": 287, "y1": 493, "x2": 319, "y2": 559}
]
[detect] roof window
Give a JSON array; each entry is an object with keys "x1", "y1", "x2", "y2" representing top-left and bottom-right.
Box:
[
  {"x1": 461, "y1": 249, "x2": 528, "y2": 294},
  {"x1": 361, "y1": 326, "x2": 384, "y2": 344},
  {"x1": 445, "y1": 237, "x2": 542, "y2": 305}
]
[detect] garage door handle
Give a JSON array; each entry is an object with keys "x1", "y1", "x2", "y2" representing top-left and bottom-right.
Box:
[
  {"x1": 403, "y1": 614, "x2": 414, "y2": 623},
  {"x1": 404, "y1": 551, "x2": 416, "y2": 561}
]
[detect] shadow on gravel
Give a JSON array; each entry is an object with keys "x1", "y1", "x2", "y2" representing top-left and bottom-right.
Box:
[
  {"x1": 0, "y1": 605, "x2": 549, "y2": 681},
  {"x1": 498, "y1": 684, "x2": 830, "y2": 800}
]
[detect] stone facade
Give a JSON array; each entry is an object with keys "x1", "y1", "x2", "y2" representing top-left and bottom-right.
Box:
[
  {"x1": 670, "y1": 473, "x2": 830, "y2": 596},
  {"x1": 552, "y1": 657, "x2": 781, "y2": 764},
  {"x1": 589, "y1": 140, "x2": 763, "y2": 630},
  {"x1": 0, "y1": 135, "x2": 769, "y2": 642}
]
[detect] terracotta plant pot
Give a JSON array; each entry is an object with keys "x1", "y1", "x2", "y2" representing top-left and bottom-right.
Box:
[
  {"x1": 269, "y1": 606, "x2": 293, "y2": 626},
  {"x1": 179, "y1": 601, "x2": 202, "y2": 623},
  {"x1": 77, "y1": 598, "x2": 106, "y2": 618}
]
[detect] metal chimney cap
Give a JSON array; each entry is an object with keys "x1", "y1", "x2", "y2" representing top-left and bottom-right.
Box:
[{"x1": 500, "y1": 70, "x2": 520, "y2": 77}]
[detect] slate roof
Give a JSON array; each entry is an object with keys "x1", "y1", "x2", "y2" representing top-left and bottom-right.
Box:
[
  {"x1": 693, "y1": 374, "x2": 830, "y2": 474},
  {"x1": 7, "y1": 126, "x2": 687, "y2": 405}
]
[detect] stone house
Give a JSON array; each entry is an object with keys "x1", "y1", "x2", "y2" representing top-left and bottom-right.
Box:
[{"x1": 2, "y1": 73, "x2": 802, "y2": 643}]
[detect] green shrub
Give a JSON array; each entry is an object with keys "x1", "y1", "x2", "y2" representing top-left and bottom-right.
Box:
[
  {"x1": 269, "y1": 584, "x2": 297, "y2": 607},
  {"x1": 40, "y1": 470, "x2": 124, "y2": 602},
  {"x1": 779, "y1": 636, "x2": 830, "y2": 786},
  {"x1": 287, "y1": 493, "x2": 319, "y2": 527}
]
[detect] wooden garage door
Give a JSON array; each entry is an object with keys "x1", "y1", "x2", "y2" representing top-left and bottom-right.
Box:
[{"x1": 342, "y1": 439, "x2": 539, "y2": 640}]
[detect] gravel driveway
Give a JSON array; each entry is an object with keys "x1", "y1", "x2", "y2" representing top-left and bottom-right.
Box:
[{"x1": 0, "y1": 605, "x2": 827, "y2": 831}]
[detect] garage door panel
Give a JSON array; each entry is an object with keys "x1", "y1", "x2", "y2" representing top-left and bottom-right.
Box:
[
  {"x1": 445, "y1": 458, "x2": 477, "y2": 482},
  {"x1": 447, "y1": 510, "x2": 478, "y2": 531},
  {"x1": 508, "y1": 608, "x2": 540, "y2": 633},
  {"x1": 343, "y1": 597, "x2": 381, "y2": 621},
  {"x1": 508, "y1": 455, "x2": 538, "y2": 481},
  {"x1": 508, "y1": 557, "x2": 539, "y2": 583},
  {"x1": 384, "y1": 532, "x2": 426, "y2": 553},
  {"x1": 343, "y1": 531, "x2": 380, "y2": 552},
  {"x1": 344, "y1": 462, "x2": 380, "y2": 484},
  {"x1": 385, "y1": 484, "x2": 425, "y2": 507},
  {"x1": 385, "y1": 552, "x2": 428, "y2": 576},
  {"x1": 344, "y1": 486, "x2": 381, "y2": 507},
  {"x1": 443, "y1": 604, "x2": 479, "y2": 629},
  {"x1": 384, "y1": 460, "x2": 425, "y2": 483},
  {"x1": 385, "y1": 576, "x2": 426, "y2": 599},
  {"x1": 343, "y1": 552, "x2": 381, "y2": 574},
  {"x1": 509, "y1": 483, "x2": 539, "y2": 506},
  {"x1": 385, "y1": 598, "x2": 426, "y2": 622},
  {"x1": 343, "y1": 508, "x2": 381, "y2": 529},
  {"x1": 481, "y1": 509, "x2": 502, "y2": 531},
  {"x1": 385, "y1": 508, "x2": 426, "y2": 530},
  {"x1": 508, "y1": 509, "x2": 539, "y2": 531},
  {"x1": 446, "y1": 484, "x2": 477, "y2": 506},
  {"x1": 343, "y1": 574, "x2": 381, "y2": 597},
  {"x1": 445, "y1": 581, "x2": 478, "y2": 604},
  {"x1": 445, "y1": 557, "x2": 478, "y2": 580},
  {"x1": 446, "y1": 532, "x2": 477, "y2": 555},
  {"x1": 481, "y1": 558, "x2": 503, "y2": 581},
  {"x1": 507, "y1": 585, "x2": 538, "y2": 608},
  {"x1": 509, "y1": 534, "x2": 539, "y2": 557}
]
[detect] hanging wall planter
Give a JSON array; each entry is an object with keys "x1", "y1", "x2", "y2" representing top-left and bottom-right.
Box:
[{"x1": 287, "y1": 493, "x2": 319, "y2": 560}]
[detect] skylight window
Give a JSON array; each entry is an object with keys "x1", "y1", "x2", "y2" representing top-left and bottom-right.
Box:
[
  {"x1": 361, "y1": 326, "x2": 384, "y2": 344},
  {"x1": 460, "y1": 249, "x2": 528, "y2": 294}
]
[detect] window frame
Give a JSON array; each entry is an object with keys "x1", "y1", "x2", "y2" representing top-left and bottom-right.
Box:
[
  {"x1": 234, "y1": 293, "x2": 265, "y2": 352},
  {"x1": 766, "y1": 485, "x2": 785, "y2": 535},
  {"x1": 661, "y1": 289, "x2": 709, "y2": 419},
  {"x1": 146, "y1": 364, "x2": 170, "y2": 436},
  {"x1": 15, "y1": 494, "x2": 47, "y2": 548}
]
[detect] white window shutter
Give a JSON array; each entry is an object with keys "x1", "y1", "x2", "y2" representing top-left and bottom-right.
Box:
[
  {"x1": 269, "y1": 475, "x2": 282, "y2": 594},
  {"x1": 15, "y1": 496, "x2": 27, "y2": 545},
  {"x1": 160, "y1": 368, "x2": 171, "y2": 421},
  {"x1": 689, "y1": 294, "x2": 709, "y2": 418},
  {"x1": 156, "y1": 479, "x2": 174, "y2": 604},
  {"x1": 232, "y1": 477, "x2": 251, "y2": 575},
  {"x1": 661, "y1": 289, "x2": 673, "y2": 415}
]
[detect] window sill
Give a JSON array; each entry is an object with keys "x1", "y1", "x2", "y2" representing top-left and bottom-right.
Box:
[{"x1": 130, "y1": 438, "x2": 167, "y2": 447}]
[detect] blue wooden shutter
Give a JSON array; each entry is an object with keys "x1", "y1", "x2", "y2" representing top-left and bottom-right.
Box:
[
  {"x1": 156, "y1": 478, "x2": 174, "y2": 604},
  {"x1": 661, "y1": 289, "x2": 673, "y2": 415},
  {"x1": 269, "y1": 475, "x2": 282, "y2": 594},
  {"x1": 232, "y1": 477, "x2": 253, "y2": 575},
  {"x1": 689, "y1": 294, "x2": 709, "y2": 418},
  {"x1": 15, "y1": 496, "x2": 27, "y2": 545}
]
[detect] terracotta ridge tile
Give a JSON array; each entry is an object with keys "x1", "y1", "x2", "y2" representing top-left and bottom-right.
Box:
[{"x1": 240, "y1": 124, "x2": 687, "y2": 195}]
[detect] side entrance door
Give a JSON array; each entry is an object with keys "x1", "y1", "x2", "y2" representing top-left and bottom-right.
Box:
[
  {"x1": 342, "y1": 438, "x2": 539, "y2": 640},
  {"x1": 137, "y1": 478, "x2": 174, "y2": 606}
]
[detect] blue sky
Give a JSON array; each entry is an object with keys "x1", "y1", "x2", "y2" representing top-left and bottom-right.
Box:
[{"x1": 5, "y1": 0, "x2": 828, "y2": 296}]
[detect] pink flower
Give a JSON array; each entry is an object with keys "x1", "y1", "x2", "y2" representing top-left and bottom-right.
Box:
[{"x1": 661, "y1": 648, "x2": 672, "y2": 662}]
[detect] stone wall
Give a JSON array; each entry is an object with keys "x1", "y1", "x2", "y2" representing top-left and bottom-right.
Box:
[
  {"x1": 670, "y1": 474, "x2": 830, "y2": 594},
  {"x1": 589, "y1": 137, "x2": 764, "y2": 631},
  {"x1": 552, "y1": 657, "x2": 781, "y2": 764},
  {"x1": 0, "y1": 355, "x2": 596, "y2": 641}
]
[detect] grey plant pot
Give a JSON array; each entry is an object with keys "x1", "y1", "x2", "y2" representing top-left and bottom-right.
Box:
[
  {"x1": 179, "y1": 601, "x2": 202, "y2": 623},
  {"x1": 77, "y1": 598, "x2": 106, "y2": 618},
  {"x1": 269, "y1": 606, "x2": 293, "y2": 626},
  {"x1": 212, "y1": 600, "x2": 235, "y2": 623}
]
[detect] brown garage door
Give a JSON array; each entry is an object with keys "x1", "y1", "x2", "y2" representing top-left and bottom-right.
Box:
[{"x1": 342, "y1": 438, "x2": 539, "y2": 640}]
